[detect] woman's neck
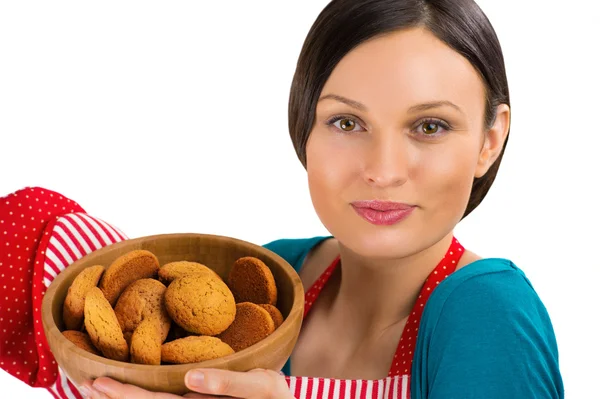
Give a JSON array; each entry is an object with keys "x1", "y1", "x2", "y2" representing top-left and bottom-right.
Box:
[{"x1": 330, "y1": 232, "x2": 455, "y2": 339}]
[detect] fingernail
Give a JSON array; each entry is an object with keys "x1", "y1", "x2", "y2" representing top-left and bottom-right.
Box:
[
  {"x1": 78, "y1": 386, "x2": 91, "y2": 398},
  {"x1": 187, "y1": 370, "x2": 205, "y2": 387}
]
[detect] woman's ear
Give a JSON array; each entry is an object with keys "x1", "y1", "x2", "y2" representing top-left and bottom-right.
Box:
[{"x1": 474, "y1": 104, "x2": 511, "y2": 178}]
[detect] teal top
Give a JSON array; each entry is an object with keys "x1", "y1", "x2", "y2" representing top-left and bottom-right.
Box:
[{"x1": 263, "y1": 237, "x2": 564, "y2": 399}]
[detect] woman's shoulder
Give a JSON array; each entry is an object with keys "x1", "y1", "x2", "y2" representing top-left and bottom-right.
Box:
[
  {"x1": 431, "y1": 258, "x2": 540, "y2": 304},
  {"x1": 413, "y1": 258, "x2": 563, "y2": 397},
  {"x1": 426, "y1": 258, "x2": 550, "y2": 322},
  {"x1": 420, "y1": 257, "x2": 561, "y2": 360}
]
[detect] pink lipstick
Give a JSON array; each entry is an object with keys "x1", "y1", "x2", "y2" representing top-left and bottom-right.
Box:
[{"x1": 351, "y1": 200, "x2": 415, "y2": 226}]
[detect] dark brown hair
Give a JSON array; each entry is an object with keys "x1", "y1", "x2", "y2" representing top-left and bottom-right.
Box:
[{"x1": 288, "y1": 0, "x2": 510, "y2": 218}]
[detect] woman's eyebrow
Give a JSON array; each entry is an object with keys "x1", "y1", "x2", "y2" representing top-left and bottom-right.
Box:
[
  {"x1": 318, "y1": 94, "x2": 367, "y2": 111},
  {"x1": 408, "y1": 100, "x2": 464, "y2": 115},
  {"x1": 318, "y1": 94, "x2": 464, "y2": 116}
]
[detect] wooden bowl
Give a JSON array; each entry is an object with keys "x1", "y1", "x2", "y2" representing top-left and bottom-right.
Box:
[{"x1": 41, "y1": 233, "x2": 304, "y2": 395}]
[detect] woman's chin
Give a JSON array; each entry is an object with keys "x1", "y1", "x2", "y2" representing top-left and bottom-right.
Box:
[{"x1": 336, "y1": 225, "x2": 424, "y2": 260}]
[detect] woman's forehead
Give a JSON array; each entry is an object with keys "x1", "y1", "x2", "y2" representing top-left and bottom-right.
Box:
[{"x1": 320, "y1": 28, "x2": 486, "y2": 116}]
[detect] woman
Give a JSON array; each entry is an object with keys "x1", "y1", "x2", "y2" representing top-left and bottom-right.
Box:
[{"x1": 78, "y1": 0, "x2": 563, "y2": 397}]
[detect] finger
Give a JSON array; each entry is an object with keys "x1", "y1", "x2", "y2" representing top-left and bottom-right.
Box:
[
  {"x1": 182, "y1": 393, "x2": 231, "y2": 398},
  {"x1": 79, "y1": 381, "x2": 110, "y2": 399},
  {"x1": 90, "y1": 389, "x2": 111, "y2": 399},
  {"x1": 79, "y1": 383, "x2": 111, "y2": 399},
  {"x1": 91, "y1": 377, "x2": 183, "y2": 399},
  {"x1": 185, "y1": 368, "x2": 291, "y2": 399}
]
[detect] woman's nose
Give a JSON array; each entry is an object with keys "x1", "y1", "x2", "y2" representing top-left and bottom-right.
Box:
[{"x1": 362, "y1": 133, "x2": 409, "y2": 188}]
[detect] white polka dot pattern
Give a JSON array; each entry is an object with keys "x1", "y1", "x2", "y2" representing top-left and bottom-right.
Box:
[
  {"x1": 0, "y1": 187, "x2": 85, "y2": 388},
  {"x1": 0, "y1": 187, "x2": 127, "y2": 399}
]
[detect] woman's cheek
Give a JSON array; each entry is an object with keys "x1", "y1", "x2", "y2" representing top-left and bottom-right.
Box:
[
  {"x1": 307, "y1": 136, "x2": 359, "y2": 228},
  {"x1": 416, "y1": 148, "x2": 478, "y2": 219}
]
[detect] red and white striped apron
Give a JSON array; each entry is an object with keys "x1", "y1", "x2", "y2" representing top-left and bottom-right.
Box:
[
  {"x1": 285, "y1": 237, "x2": 465, "y2": 399},
  {"x1": 42, "y1": 213, "x2": 127, "y2": 399}
]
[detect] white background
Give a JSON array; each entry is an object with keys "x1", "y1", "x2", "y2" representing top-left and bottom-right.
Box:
[{"x1": 1, "y1": 1, "x2": 598, "y2": 397}]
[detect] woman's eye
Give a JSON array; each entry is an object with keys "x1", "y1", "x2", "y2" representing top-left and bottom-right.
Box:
[
  {"x1": 421, "y1": 122, "x2": 440, "y2": 135},
  {"x1": 327, "y1": 116, "x2": 364, "y2": 133},
  {"x1": 338, "y1": 118, "x2": 356, "y2": 131},
  {"x1": 415, "y1": 119, "x2": 451, "y2": 138},
  {"x1": 340, "y1": 119, "x2": 355, "y2": 132}
]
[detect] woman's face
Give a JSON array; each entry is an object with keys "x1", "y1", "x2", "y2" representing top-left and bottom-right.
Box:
[{"x1": 306, "y1": 28, "x2": 507, "y2": 259}]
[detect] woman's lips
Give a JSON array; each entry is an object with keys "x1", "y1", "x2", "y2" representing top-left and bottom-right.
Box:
[{"x1": 351, "y1": 200, "x2": 415, "y2": 226}]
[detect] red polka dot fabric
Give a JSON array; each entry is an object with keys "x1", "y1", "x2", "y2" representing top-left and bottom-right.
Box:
[
  {"x1": 1, "y1": 187, "x2": 128, "y2": 399},
  {"x1": 0, "y1": 187, "x2": 84, "y2": 387},
  {"x1": 303, "y1": 237, "x2": 465, "y2": 377},
  {"x1": 388, "y1": 237, "x2": 464, "y2": 376}
]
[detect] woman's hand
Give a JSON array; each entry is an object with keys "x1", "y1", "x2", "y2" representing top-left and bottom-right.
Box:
[{"x1": 79, "y1": 368, "x2": 294, "y2": 399}]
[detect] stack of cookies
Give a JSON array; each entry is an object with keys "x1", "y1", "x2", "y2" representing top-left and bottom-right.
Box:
[{"x1": 60, "y1": 250, "x2": 284, "y2": 365}]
